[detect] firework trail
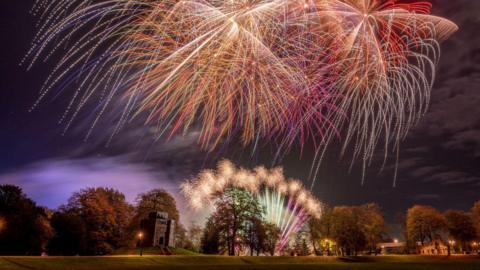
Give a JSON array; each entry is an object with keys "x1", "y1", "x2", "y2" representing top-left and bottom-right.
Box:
[
  {"x1": 26, "y1": 0, "x2": 457, "y2": 186},
  {"x1": 307, "y1": 0, "x2": 458, "y2": 185},
  {"x1": 25, "y1": 0, "x2": 332, "y2": 150},
  {"x1": 181, "y1": 160, "x2": 322, "y2": 251}
]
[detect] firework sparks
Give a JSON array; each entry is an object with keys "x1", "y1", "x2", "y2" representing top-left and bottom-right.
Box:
[
  {"x1": 309, "y1": 0, "x2": 458, "y2": 185},
  {"x1": 26, "y1": 0, "x2": 331, "y2": 150},
  {"x1": 27, "y1": 0, "x2": 457, "y2": 186},
  {"x1": 181, "y1": 159, "x2": 322, "y2": 251}
]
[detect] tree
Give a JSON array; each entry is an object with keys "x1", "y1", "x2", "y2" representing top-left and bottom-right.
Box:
[
  {"x1": 330, "y1": 206, "x2": 367, "y2": 256},
  {"x1": 472, "y1": 201, "x2": 480, "y2": 240},
  {"x1": 47, "y1": 212, "x2": 87, "y2": 255},
  {"x1": 134, "y1": 189, "x2": 180, "y2": 222},
  {"x1": 358, "y1": 203, "x2": 387, "y2": 255},
  {"x1": 200, "y1": 217, "x2": 221, "y2": 254},
  {"x1": 395, "y1": 212, "x2": 411, "y2": 254},
  {"x1": 308, "y1": 217, "x2": 322, "y2": 255},
  {"x1": 174, "y1": 224, "x2": 189, "y2": 249},
  {"x1": 130, "y1": 189, "x2": 183, "y2": 247},
  {"x1": 263, "y1": 223, "x2": 280, "y2": 256},
  {"x1": 186, "y1": 223, "x2": 203, "y2": 252},
  {"x1": 406, "y1": 205, "x2": 446, "y2": 246},
  {"x1": 309, "y1": 206, "x2": 334, "y2": 255},
  {"x1": 294, "y1": 230, "x2": 311, "y2": 256},
  {"x1": 213, "y1": 188, "x2": 264, "y2": 256},
  {"x1": 244, "y1": 217, "x2": 266, "y2": 256},
  {"x1": 0, "y1": 185, "x2": 53, "y2": 255},
  {"x1": 444, "y1": 210, "x2": 476, "y2": 252},
  {"x1": 64, "y1": 187, "x2": 133, "y2": 255}
]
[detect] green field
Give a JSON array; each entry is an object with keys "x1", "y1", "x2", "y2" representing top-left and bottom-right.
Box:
[{"x1": 1, "y1": 255, "x2": 480, "y2": 270}]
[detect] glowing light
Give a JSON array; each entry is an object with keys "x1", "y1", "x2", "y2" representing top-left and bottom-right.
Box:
[
  {"x1": 26, "y1": 0, "x2": 333, "y2": 152},
  {"x1": 313, "y1": 0, "x2": 458, "y2": 185},
  {"x1": 27, "y1": 0, "x2": 457, "y2": 187},
  {"x1": 181, "y1": 159, "x2": 323, "y2": 251}
]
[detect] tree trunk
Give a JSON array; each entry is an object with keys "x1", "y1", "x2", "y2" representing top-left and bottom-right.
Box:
[
  {"x1": 230, "y1": 229, "x2": 236, "y2": 256},
  {"x1": 312, "y1": 239, "x2": 318, "y2": 255}
]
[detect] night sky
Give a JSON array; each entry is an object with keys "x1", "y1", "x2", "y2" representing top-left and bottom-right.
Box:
[{"x1": 1, "y1": 1, "x2": 478, "y2": 235}]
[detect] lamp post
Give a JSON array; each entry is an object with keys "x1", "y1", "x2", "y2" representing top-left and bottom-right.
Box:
[{"x1": 138, "y1": 232, "x2": 144, "y2": 257}]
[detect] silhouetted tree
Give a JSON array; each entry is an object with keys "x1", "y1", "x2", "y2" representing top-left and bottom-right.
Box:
[
  {"x1": 201, "y1": 217, "x2": 221, "y2": 254},
  {"x1": 406, "y1": 205, "x2": 446, "y2": 246},
  {"x1": 47, "y1": 211, "x2": 87, "y2": 255},
  {"x1": 358, "y1": 203, "x2": 387, "y2": 255},
  {"x1": 330, "y1": 206, "x2": 367, "y2": 256},
  {"x1": 445, "y1": 210, "x2": 476, "y2": 252},
  {"x1": 0, "y1": 185, "x2": 53, "y2": 255},
  {"x1": 260, "y1": 222, "x2": 279, "y2": 256},
  {"x1": 309, "y1": 206, "x2": 334, "y2": 255},
  {"x1": 244, "y1": 217, "x2": 268, "y2": 256},
  {"x1": 472, "y1": 201, "x2": 480, "y2": 240}
]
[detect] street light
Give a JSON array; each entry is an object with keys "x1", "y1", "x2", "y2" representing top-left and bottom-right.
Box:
[
  {"x1": 138, "y1": 232, "x2": 144, "y2": 257},
  {"x1": 393, "y1": 238, "x2": 399, "y2": 244}
]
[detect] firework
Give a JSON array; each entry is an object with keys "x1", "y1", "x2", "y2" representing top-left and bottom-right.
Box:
[
  {"x1": 27, "y1": 0, "x2": 457, "y2": 186},
  {"x1": 26, "y1": 0, "x2": 331, "y2": 150},
  {"x1": 181, "y1": 160, "x2": 322, "y2": 251},
  {"x1": 308, "y1": 0, "x2": 458, "y2": 185}
]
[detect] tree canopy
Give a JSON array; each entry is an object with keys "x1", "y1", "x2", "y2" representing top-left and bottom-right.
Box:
[
  {"x1": 0, "y1": 185, "x2": 53, "y2": 255},
  {"x1": 406, "y1": 205, "x2": 446, "y2": 246},
  {"x1": 212, "y1": 188, "x2": 264, "y2": 255},
  {"x1": 63, "y1": 187, "x2": 133, "y2": 255},
  {"x1": 445, "y1": 210, "x2": 476, "y2": 250}
]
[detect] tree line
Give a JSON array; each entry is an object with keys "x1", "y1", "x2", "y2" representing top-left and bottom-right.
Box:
[
  {"x1": 310, "y1": 202, "x2": 480, "y2": 256},
  {"x1": 0, "y1": 184, "x2": 188, "y2": 255},
  {"x1": 404, "y1": 205, "x2": 479, "y2": 254},
  {"x1": 1, "y1": 184, "x2": 479, "y2": 256}
]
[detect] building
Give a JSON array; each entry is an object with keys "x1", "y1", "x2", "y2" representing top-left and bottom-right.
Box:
[
  {"x1": 378, "y1": 241, "x2": 406, "y2": 254},
  {"x1": 140, "y1": 212, "x2": 175, "y2": 248},
  {"x1": 420, "y1": 240, "x2": 448, "y2": 255}
]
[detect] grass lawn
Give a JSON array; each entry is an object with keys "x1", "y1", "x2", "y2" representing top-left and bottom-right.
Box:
[{"x1": 0, "y1": 255, "x2": 479, "y2": 270}]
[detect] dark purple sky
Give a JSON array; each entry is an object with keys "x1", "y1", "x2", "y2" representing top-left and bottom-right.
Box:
[{"x1": 0, "y1": 0, "x2": 478, "y2": 233}]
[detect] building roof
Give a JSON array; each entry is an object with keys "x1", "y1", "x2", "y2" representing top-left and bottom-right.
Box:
[{"x1": 378, "y1": 242, "x2": 406, "y2": 248}]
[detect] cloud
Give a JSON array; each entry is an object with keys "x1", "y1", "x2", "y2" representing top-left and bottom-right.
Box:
[
  {"x1": 387, "y1": 0, "x2": 480, "y2": 194},
  {"x1": 0, "y1": 157, "x2": 202, "y2": 225},
  {"x1": 423, "y1": 171, "x2": 467, "y2": 183},
  {"x1": 414, "y1": 0, "x2": 480, "y2": 157},
  {"x1": 410, "y1": 166, "x2": 443, "y2": 178},
  {"x1": 443, "y1": 130, "x2": 480, "y2": 157},
  {"x1": 413, "y1": 194, "x2": 441, "y2": 201},
  {"x1": 441, "y1": 176, "x2": 480, "y2": 186}
]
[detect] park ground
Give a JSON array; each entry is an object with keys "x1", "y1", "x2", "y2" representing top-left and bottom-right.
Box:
[{"x1": 1, "y1": 255, "x2": 480, "y2": 270}]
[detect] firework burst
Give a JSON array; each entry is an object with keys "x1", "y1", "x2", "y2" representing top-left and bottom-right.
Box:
[
  {"x1": 308, "y1": 0, "x2": 458, "y2": 185},
  {"x1": 27, "y1": 0, "x2": 457, "y2": 186},
  {"x1": 26, "y1": 0, "x2": 331, "y2": 150},
  {"x1": 181, "y1": 160, "x2": 322, "y2": 251}
]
